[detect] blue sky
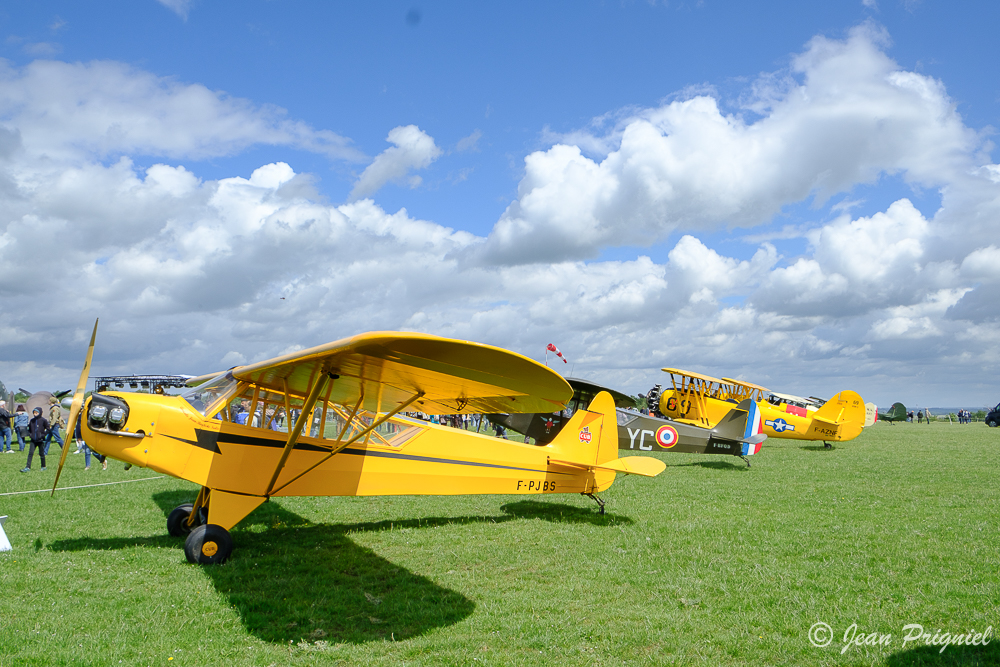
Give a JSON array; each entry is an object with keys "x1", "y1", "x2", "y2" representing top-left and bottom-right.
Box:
[{"x1": 1, "y1": 1, "x2": 999, "y2": 407}]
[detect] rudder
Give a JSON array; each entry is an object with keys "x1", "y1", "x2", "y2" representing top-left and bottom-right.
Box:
[
  {"x1": 812, "y1": 390, "x2": 866, "y2": 441},
  {"x1": 546, "y1": 390, "x2": 618, "y2": 465}
]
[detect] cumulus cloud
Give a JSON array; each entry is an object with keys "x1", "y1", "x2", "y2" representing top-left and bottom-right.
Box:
[
  {"x1": 0, "y1": 60, "x2": 364, "y2": 163},
  {"x1": 349, "y1": 125, "x2": 442, "y2": 200},
  {"x1": 479, "y1": 23, "x2": 978, "y2": 264}
]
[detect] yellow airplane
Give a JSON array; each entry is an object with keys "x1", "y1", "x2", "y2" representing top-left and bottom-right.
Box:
[
  {"x1": 650, "y1": 368, "x2": 866, "y2": 448},
  {"x1": 52, "y1": 323, "x2": 665, "y2": 564}
]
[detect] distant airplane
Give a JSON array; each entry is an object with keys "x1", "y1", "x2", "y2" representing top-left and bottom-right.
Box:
[
  {"x1": 877, "y1": 402, "x2": 907, "y2": 424},
  {"x1": 16, "y1": 388, "x2": 72, "y2": 415},
  {"x1": 652, "y1": 369, "x2": 866, "y2": 449},
  {"x1": 487, "y1": 377, "x2": 766, "y2": 466}
]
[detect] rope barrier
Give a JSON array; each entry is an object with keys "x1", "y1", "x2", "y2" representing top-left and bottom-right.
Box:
[{"x1": 0, "y1": 476, "x2": 165, "y2": 496}]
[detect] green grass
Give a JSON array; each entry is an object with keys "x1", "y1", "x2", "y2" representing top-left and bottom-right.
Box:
[{"x1": 1, "y1": 423, "x2": 998, "y2": 666}]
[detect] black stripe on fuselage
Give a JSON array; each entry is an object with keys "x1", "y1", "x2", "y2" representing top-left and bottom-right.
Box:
[
  {"x1": 337, "y1": 447, "x2": 576, "y2": 475},
  {"x1": 162, "y1": 428, "x2": 328, "y2": 454},
  {"x1": 165, "y1": 428, "x2": 570, "y2": 475}
]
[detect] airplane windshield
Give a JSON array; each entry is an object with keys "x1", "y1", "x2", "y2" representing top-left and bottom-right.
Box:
[{"x1": 181, "y1": 373, "x2": 239, "y2": 416}]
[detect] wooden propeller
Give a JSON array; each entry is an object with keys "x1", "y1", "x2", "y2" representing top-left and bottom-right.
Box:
[{"x1": 51, "y1": 319, "x2": 98, "y2": 496}]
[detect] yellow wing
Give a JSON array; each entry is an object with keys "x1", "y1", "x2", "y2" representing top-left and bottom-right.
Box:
[
  {"x1": 721, "y1": 377, "x2": 770, "y2": 392},
  {"x1": 227, "y1": 331, "x2": 572, "y2": 415},
  {"x1": 661, "y1": 367, "x2": 724, "y2": 383}
]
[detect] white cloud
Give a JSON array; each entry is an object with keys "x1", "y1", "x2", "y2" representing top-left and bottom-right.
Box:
[
  {"x1": 156, "y1": 0, "x2": 194, "y2": 20},
  {"x1": 23, "y1": 42, "x2": 61, "y2": 57},
  {"x1": 349, "y1": 125, "x2": 442, "y2": 200},
  {"x1": 0, "y1": 60, "x2": 364, "y2": 163},
  {"x1": 479, "y1": 23, "x2": 978, "y2": 264},
  {"x1": 455, "y1": 129, "x2": 482, "y2": 152}
]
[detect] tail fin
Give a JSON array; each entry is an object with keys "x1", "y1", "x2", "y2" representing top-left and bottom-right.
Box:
[
  {"x1": 546, "y1": 390, "x2": 617, "y2": 464},
  {"x1": 810, "y1": 390, "x2": 866, "y2": 441},
  {"x1": 709, "y1": 399, "x2": 765, "y2": 455},
  {"x1": 547, "y1": 391, "x2": 665, "y2": 488},
  {"x1": 864, "y1": 402, "x2": 878, "y2": 427}
]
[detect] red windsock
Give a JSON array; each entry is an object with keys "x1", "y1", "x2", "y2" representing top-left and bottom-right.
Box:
[{"x1": 546, "y1": 343, "x2": 568, "y2": 363}]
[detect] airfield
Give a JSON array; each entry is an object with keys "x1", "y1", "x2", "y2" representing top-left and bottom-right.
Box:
[{"x1": 1, "y1": 421, "x2": 997, "y2": 666}]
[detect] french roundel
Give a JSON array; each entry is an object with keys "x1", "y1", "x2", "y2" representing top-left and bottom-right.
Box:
[{"x1": 655, "y1": 425, "x2": 679, "y2": 448}]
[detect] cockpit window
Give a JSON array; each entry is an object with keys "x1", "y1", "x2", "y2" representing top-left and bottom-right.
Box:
[{"x1": 181, "y1": 373, "x2": 239, "y2": 416}]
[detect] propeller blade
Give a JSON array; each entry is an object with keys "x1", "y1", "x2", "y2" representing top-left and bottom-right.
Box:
[{"x1": 51, "y1": 319, "x2": 98, "y2": 496}]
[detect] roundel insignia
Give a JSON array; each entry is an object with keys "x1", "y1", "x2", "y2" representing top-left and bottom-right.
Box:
[{"x1": 655, "y1": 425, "x2": 679, "y2": 448}]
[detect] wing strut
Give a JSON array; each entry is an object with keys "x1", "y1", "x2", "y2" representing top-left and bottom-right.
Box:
[
  {"x1": 270, "y1": 390, "x2": 423, "y2": 496},
  {"x1": 263, "y1": 372, "x2": 332, "y2": 497}
]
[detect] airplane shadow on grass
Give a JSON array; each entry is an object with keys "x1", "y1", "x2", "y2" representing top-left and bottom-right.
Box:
[
  {"x1": 885, "y1": 641, "x2": 1000, "y2": 666},
  {"x1": 48, "y1": 490, "x2": 627, "y2": 644},
  {"x1": 673, "y1": 460, "x2": 750, "y2": 471}
]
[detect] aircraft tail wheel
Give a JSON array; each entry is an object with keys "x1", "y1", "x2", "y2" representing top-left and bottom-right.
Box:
[
  {"x1": 167, "y1": 503, "x2": 207, "y2": 537},
  {"x1": 184, "y1": 524, "x2": 233, "y2": 564}
]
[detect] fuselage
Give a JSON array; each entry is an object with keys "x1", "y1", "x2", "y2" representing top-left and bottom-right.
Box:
[
  {"x1": 657, "y1": 387, "x2": 865, "y2": 442},
  {"x1": 83, "y1": 391, "x2": 615, "y2": 499}
]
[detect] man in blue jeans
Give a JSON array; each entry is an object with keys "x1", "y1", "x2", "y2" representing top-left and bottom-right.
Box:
[
  {"x1": 13, "y1": 405, "x2": 29, "y2": 451},
  {"x1": 43, "y1": 396, "x2": 64, "y2": 456},
  {"x1": 0, "y1": 400, "x2": 12, "y2": 453}
]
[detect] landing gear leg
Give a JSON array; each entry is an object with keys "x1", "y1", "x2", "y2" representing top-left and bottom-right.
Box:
[
  {"x1": 824, "y1": 441, "x2": 832, "y2": 450},
  {"x1": 583, "y1": 492, "x2": 606, "y2": 515},
  {"x1": 740, "y1": 455, "x2": 751, "y2": 467}
]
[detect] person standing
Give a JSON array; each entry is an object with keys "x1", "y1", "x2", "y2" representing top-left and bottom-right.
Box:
[
  {"x1": 13, "y1": 405, "x2": 29, "y2": 451},
  {"x1": 20, "y1": 407, "x2": 49, "y2": 472},
  {"x1": 43, "y1": 396, "x2": 65, "y2": 456},
  {"x1": 0, "y1": 400, "x2": 12, "y2": 453}
]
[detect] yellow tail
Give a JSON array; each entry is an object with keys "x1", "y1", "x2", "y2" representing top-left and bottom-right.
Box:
[
  {"x1": 546, "y1": 391, "x2": 665, "y2": 490},
  {"x1": 810, "y1": 390, "x2": 866, "y2": 441}
]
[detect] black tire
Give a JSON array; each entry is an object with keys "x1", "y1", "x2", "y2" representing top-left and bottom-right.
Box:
[
  {"x1": 988, "y1": 420, "x2": 997, "y2": 428},
  {"x1": 167, "y1": 504, "x2": 194, "y2": 537},
  {"x1": 184, "y1": 524, "x2": 233, "y2": 565},
  {"x1": 167, "y1": 503, "x2": 207, "y2": 536}
]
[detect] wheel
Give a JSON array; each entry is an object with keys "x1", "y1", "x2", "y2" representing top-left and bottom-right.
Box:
[
  {"x1": 167, "y1": 503, "x2": 207, "y2": 537},
  {"x1": 988, "y1": 420, "x2": 997, "y2": 428},
  {"x1": 184, "y1": 524, "x2": 233, "y2": 564},
  {"x1": 167, "y1": 504, "x2": 194, "y2": 537}
]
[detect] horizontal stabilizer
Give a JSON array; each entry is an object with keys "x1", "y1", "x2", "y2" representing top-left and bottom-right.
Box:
[
  {"x1": 549, "y1": 456, "x2": 666, "y2": 477},
  {"x1": 812, "y1": 415, "x2": 838, "y2": 425}
]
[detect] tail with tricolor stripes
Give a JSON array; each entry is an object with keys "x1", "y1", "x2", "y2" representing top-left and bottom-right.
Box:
[
  {"x1": 710, "y1": 399, "x2": 766, "y2": 457},
  {"x1": 546, "y1": 391, "x2": 666, "y2": 491}
]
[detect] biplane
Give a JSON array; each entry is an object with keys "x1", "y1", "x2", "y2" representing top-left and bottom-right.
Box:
[
  {"x1": 487, "y1": 377, "x2": 766, "y2": 465},
  {"x1": 877, "y1": 402, "x2": 907, "y2": 424},
  {"x1": 651, "y1": 369, "x2": 866, "y2": 448},
  {"x1": 52, "y1": 323, "x2": 665, "y2": 564}
]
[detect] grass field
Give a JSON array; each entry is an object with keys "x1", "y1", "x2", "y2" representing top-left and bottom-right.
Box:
[{"x1": 1, "y1": 422, "x2": 998, "y2": 666}]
